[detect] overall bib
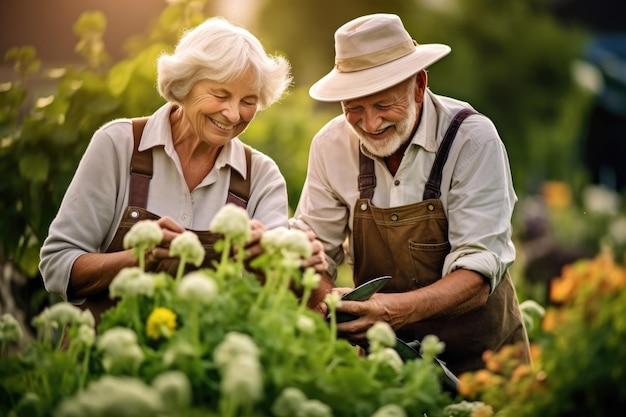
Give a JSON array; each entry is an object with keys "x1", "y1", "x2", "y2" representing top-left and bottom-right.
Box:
[
  {"x1": 353, "y1": 109, "x2": 529, "y2": 375},
  {"x1": 82, "y1": 118, "x2": 252, "y2": 323}
]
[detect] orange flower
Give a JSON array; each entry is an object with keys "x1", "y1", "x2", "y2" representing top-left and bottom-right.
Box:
[{"x1": 541, "y1": 181, "x2": 572, "y2": 209}]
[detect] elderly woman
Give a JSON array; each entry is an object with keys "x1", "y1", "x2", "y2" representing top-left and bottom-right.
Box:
[{"x1": 39, "y1": 17, "x2": 315, "y2": 320}]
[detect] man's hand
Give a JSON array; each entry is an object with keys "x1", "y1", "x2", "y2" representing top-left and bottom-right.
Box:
[
  {"x1": 301, "y1": 230, "x2": 329, "y2": 275},
  {"x1": 333, "y1": 269, "x2": 490, "y2": 344},
  {"x1": 334, "y1": 292, "x2": 411, "y2": 343}
]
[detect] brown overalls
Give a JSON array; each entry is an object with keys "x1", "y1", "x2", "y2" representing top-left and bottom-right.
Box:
[
  {"x1": 353, "y1": 109, "x2": 530, "y2": 375},
  {"x1": 82, "y1": 117, "x2": 252, "y2": 323}
]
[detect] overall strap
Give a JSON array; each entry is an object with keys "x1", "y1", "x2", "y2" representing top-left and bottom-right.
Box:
[
  {"x1": 226, "y1": 145, "x2": 252, "y2": 208},
  {"x1": 358, "y1": 149, "x2": 376, "y2": 200},
  {"x1": 130, "y1": 117, "x2": 151, "y2": 208},
  {"x1": 129, "y1": 118, "x2": 252, "y2": 209},
  {"x1": 422, "y1": 108, "x2": 477, "y2": 200}
]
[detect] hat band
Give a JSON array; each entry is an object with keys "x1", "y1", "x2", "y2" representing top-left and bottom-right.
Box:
[{"x1": 335, "y1": 40, "x2": 417, "y2": 72}]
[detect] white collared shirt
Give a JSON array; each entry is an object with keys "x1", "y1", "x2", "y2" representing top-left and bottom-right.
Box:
[
  {"x1": 40, "y1": 103, "x2": 288, "y2": 299},
  {"x1": 291, "y1": 90, "x2": 517, "y2": 292}
]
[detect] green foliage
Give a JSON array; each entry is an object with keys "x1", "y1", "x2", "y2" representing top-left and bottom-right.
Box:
[
  {"x1": 0, "y1": 211, "x2": 462, "y2": 416},
  {"x1": 256, "y1": 0, "x2": 592, "y2": 194},
  {"x1": 408, "y1": 0, "x2": 591, "y2": 193},
  {"x1": 0, "y1": 0, "x2": 595, "y2": 303},
  {"x1": 535, "y1": 294, "x2": 626, "y2": 415},
  {"x1": 458, "y1": 253, "x2": 626, "y2": 416},
  {"x1": 241, "y1": 88, "x2": 338, "y2": 212},
  {"x1": 521, "y1": 257, "x2": 626, "y2": 416},
  {"x1": 0, "y1": 2, "x2": 209, "y2": 274}
]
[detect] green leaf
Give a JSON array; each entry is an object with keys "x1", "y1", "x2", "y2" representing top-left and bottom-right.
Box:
[{"x1": 19, "y1": 153, "x2": 49, "y2": 183}]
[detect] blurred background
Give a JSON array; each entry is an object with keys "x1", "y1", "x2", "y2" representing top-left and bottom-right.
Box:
[{"x1": 1, "y1": 0, "x2": 626, "y2": 336}]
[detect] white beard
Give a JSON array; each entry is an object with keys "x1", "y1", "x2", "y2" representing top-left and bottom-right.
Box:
[{"x1": 349, "y1": 93, "x2": 418, "y2": 158}]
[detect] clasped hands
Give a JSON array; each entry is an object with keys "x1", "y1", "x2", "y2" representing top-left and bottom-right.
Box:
[{"x1": 145, "y1": 215, "x2": 328, "y2": 276}]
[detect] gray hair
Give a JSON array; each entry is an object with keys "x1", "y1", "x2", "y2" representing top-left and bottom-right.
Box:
[{"x1": 157, "y1": 17, "x2": 292, "y2": 110}]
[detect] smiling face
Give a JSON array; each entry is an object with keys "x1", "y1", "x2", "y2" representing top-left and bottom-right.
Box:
[
  {"x1": 180, "y1": 69, "x2": 260, "y2": 148},
  {"x1": 341, "y1": 73, "x2": 424, "y2": 157}
]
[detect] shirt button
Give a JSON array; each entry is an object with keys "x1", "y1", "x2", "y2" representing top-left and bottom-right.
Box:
[
  {"x1": 181, "y1": 214, "x2": 189, "y2": 222},
  {"x1": 394, "y1": 180, "x2": 400, "y2": 186},
  {"x1": 428, "y1": 204, "x2": 435, "y2": 211},
  {"x1": 391, "y1": 213, "x2": 399, "y2": 221},
  {"x1": 360, "y1": 203, "x2": 368, "y2": 211}
]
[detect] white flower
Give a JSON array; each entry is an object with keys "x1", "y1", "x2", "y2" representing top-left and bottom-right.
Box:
[
  {"x1": 297, "y1": 399, "x2": 333, "y2": 417},
  {"x1": 220, "y1": 355, "x2": 263, "y2": 404},
  {"x1": 98, "y1": 327, "x2": 138, "y2": 353},
  {"x1": 582, "y1": 185, "x2": 620, "y2": 215},
  {"x1": 72, "y1": 324, "x2": 95, "y2": 349},
  {"x1": 97, "y1": 327, "x2": 145, "y2": 374},
  {"x1": 323, "y1": 292, "x2": 342, "y2": 310},
  {"x1": 55, "y1": 375, "x2": 164, "y2": 417},
  {"x1": 262, "y1": 227, "x2": 312, "y2": 259},
  {"x1": 123, "y1": 219, "x2": 163, "y2": 250},
  {"x1": 209, "y1": 203, "x2": 251, "y2": 241},
  {"x1": 261, "y1": 227, "x2": 290, "y2": 254},
  {"x1": 366, "y1": 321, "x2": 396, "y2": 352},
  {"x1": 302, "y1": 269, "x2": 321, "y2": 290},
  {"x1": 213, "y1": 331, "x2": 259, "y2": 369},
  {"x1": 272, "y1": 387, "x2": 308, "y2": 417},
  {"x1": 368, "y1": 347, "x2": 403, "y2": 372},
  {"x1": 177, "y1": 272, "x2": 218, "y2": 304},
  {"x1": 0, "y1": 313, "x2": 23, "y2": 344},
  {"x1": 78, "y1": 309, "x2": 95, "y2": 328},
  {"x1": 420, "y1": 334, "x2": 445, "y2": 358},
  {"x1": 281, "y1": 228, "x2": 313, "y2": 259},
  {"x1": 109, "y1": 267, "x2": 155, "y2": 299},
  {"x1": 296, "y1": 315, "x2": 316, "y2": 335},
  {"x1": 169, "y1": 231, "x2": 205, "y2": 267},
  {"x1": 609, "y1": 216, "x2": 626, "y2": 244},
  {"x1": 371, "y1": 404, "x2": 407, "y2": 417},
  {"x1": 32, "y1": 302, "x2": 83, "y2": 330},
  {"x1": 152, "y1": 370, "x2": 192, "y2": 410}
]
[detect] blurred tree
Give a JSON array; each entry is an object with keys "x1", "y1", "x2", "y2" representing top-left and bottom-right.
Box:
[
  {"x1": 255, "y1": 0, "x2": 418, "y2": 88},
  {"x1": 0, "y1": 0, "x2": 213, "y2": 335},
  {"x1": 255, "y1": 0, "x2": 590, "y2": 195},
  {"x1": 0, "y1": 0, "x2": 597, "y2": 329}
]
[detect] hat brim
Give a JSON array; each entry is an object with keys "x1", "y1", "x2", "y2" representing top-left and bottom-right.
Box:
[{"x1": 309, "y1": 43, "x2": 451, "y2": 102}]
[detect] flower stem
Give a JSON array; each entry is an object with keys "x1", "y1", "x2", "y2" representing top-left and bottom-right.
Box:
[
  {"x1": 138, "y1": 245, "x2": 147, "y2": 271},
  {"x1": 189, "y1": 301, "x2": 199, "y2": 347},
  {"x1": 79, "y1": 347, "x2": 91, "y2": 390},
  {"x1": 175, "y1": 254, "x2": 187, "y2": 281},
  {"x1": 217, "y1": 236, "x2": 233, "y2": 278},
  {"x1": 297, "y1": 286, "x2": 313, "y2": 316}
]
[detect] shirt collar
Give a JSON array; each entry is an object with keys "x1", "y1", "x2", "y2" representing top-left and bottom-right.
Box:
[
  {"x1": 410, "y1": 90, "x2": 439, "y2": 153},
  {"x1": 138, "y1": 102, "x2": 248, "y2": 179}
]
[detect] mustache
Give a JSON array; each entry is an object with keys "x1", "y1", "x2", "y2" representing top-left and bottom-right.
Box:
[{"x1": 356, "y1": 121, "x2": 395, "y2": 135}]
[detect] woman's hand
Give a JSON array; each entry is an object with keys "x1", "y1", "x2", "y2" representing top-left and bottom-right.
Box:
[
  {"x1": 242, "y1": 219, "x2": 267, "y2": 261},
  {"x1": 301, "y1": 230, "x2": 329, "y2": 276},
  {"x1": 145, "y1": 216, "x2": 186, "y2": 264}
]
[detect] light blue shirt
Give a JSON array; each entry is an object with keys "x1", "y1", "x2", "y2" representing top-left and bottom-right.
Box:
[{"x1": 292, "y1": 90, "x2": 517, "y2": 293}]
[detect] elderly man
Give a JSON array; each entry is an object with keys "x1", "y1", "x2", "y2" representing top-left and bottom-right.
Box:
[{"x1": 291, "y1": 13, "x2": 530, "y2": 375}]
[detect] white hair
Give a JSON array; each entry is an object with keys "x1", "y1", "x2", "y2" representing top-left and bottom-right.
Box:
[{"x1": 157, "y1": 17, "x2": 292, "y2": 110}]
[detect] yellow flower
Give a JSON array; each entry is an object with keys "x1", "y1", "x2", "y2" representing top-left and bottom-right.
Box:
[{"x1": 146, "y1": 307, "x2": 177, "y2": 340}]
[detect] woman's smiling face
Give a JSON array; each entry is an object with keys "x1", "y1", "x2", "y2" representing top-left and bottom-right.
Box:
[{"x1": 181, "y1": 69, "x2": 260, "y2": 147}]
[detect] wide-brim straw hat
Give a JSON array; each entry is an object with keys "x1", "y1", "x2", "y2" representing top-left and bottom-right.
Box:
[{"x1": 309, "y1": 13, "x2": 451, "y2": 102}]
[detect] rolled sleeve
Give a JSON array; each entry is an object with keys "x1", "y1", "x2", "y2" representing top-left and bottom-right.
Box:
[{"x1": 442, "y1": 117, "x2": 517, "y2": 293}]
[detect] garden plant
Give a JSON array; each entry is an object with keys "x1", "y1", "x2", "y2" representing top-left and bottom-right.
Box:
[{"x1": 1, "y1": 203, "x2": 491, "y2": 417}]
